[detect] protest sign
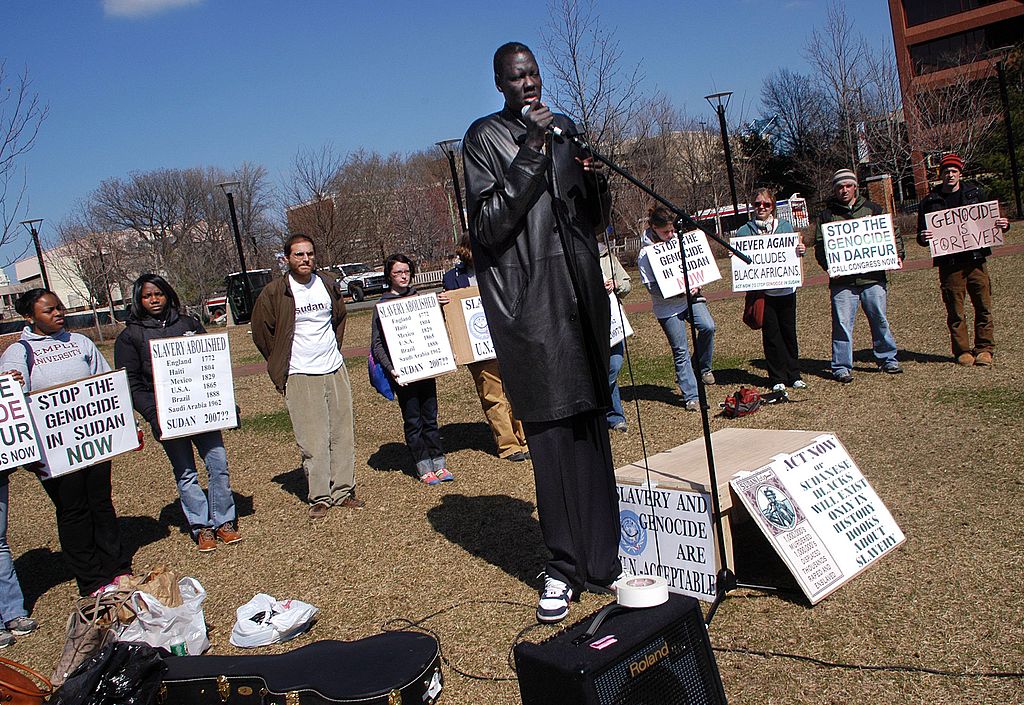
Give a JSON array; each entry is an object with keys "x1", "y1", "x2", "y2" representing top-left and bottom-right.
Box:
[
  {"x1": 925, "y1": 200, "x2": 1005, "y2": 257},
  {"x1": 729, "y1": 232, "x2": 804, "y2": 292},
  {"x1": 821, "y1": 213, "x2": 901, "y2": 277},
  {"x1": 644, "y1": 230, "x2": 721, "y2": 299},
  {"x1": 442, "y1": 287, "x2": 496, "y2": 365},
  {"x1": 617, "y1": 483, "x2": 717, "y2": 602},
  {"x1": 377, "y1": 293, "x2": 457, "y2": 384},
  {"x1": 730, "y1": 434, "x2": 904, "y2": 604},
  {"x1": 28, "y1": 370, "x2": 139, "y2": 478},
  {"x1": 0, "y1": 374, "x2": 41, "y2": 470},
  {"x1": 150, "y1": 332, "x2": 238, "y2": 440},
  {"x1": 609, "y1": 292, "x2": 633, "y2": 347}
]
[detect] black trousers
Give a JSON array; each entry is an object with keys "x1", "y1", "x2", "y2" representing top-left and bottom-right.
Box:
[
  {"x1": 42, "y1": 461, "x2": 131, "y2": 596},
  {"x1": 523, "y1": 411, "x2": 622, "y2": 592},
  {"x1": 761, "y1": 293, "x2": 802, "y2": 387},
  {"x1": 395, "y1": 378, "x2": 443, "y2": 468}
]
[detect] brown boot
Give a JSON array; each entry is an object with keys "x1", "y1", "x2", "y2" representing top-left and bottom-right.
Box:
[
  {"x1": 957, "y1": 353, "x2": 975, "y2": 366},
  {"x1": 974, "y1": 351, "x2": 993, "y2": 367},
  {"x1": 196, "y1": 528, "x2": 217, "y2": 552}
]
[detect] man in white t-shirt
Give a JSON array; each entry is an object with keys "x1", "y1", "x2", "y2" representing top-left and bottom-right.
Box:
[{"x1": 252, "y1": 234, "x2": 361, "y2": 518}]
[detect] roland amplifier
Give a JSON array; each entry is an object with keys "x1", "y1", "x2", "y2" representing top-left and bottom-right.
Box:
[{"x1": 514, "y1": 593, "x2": 727, "y2": 705}]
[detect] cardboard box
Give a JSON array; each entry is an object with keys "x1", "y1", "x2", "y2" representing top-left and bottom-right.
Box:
[{"x1": 442, "y1": 286, "x2": 497, "y2": 366}]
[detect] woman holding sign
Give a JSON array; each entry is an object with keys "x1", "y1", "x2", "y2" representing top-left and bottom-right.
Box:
[
  {"x1": 370, "y1": 254, "x2": 453, "y2": 486},
  {"x1": 114, "y1": 274, "x2": 241, "y2": 552},
  {"x1": 0, "y1": 289, "x2": 132, "y2": 597},
  {"x1": 637, "y1": 206, "x2": 717, "y2": 411},
  {"x1": 735, "y1": 189, "x2": 807, "y2": 391}
]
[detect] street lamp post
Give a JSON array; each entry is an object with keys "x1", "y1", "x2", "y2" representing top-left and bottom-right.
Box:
[
  {"x1": 705, "y1": 92, "x2": 741, "y2": 219},
  {"x1": 435, "y1": 139, "x2": 468, "y2": 240},
  {"x1": 19, "y1": 219, "x2": 49, "y2": 289},
  {"x1": 217, "y1": 181, "x2": 252, "y2": 321}
]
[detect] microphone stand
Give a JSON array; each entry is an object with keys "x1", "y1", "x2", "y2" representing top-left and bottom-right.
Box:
[{"x1": 557, "y1": 129, "x2": 778, "y2": 627}]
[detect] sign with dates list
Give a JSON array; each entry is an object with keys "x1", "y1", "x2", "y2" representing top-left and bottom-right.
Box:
[
  {"x1": 151, "y1": 333, "x2": 237, "y2": 440},
  {"x1": 377, "y1": 293, "x2": 457, "y2": 384}
]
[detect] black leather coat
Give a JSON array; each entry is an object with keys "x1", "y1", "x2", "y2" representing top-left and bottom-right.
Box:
[{"x1": 463, "y1": 106, "x2": 611, "y2": 423}]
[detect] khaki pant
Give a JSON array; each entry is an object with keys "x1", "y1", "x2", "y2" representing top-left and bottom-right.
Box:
[
  {"x1": 468, "y1": 360, "x2": 527, "y2": 458},
  {"x1": 939, "y1": 261, "x2": 994, "y2": 356},
  {"x1": 285, "y1": 365, "x2": 356, "y2": 504}
]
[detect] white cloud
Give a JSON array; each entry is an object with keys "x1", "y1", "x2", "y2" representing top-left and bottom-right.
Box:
[{"x1": 103, "y1": 0, "x2": 203, "y2": 19}]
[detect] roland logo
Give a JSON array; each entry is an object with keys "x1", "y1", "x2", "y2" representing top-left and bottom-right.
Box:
[{"x1": 628, "y1": 639, "x2": 670, "y2": 678}]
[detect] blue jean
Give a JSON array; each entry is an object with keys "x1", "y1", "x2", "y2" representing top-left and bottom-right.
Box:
[
  {"x1": 607, "y1": 340, "x2": 625, "y2": 427},
  {"x1": 830, "y1": 283, "x2": 899, "y2": 375},
  {"x1": 160, "y1": 430, "x2": 236, "y2": 536},
  {"x1": 659, "y1": 302, "x2": 716, "y2": 402},
  {"x1": 0, "y1": 477, "x2": 27, "y2": 622}
]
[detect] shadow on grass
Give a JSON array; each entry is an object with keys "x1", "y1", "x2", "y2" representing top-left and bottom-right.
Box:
[
  {"x1": 438, "y1": 421, "x2": 497, "y2": 455},
  {"x1": 729, "y1": 519, "x2": 806, "y2": 608},
  {"x1": 621, "y1": 383, "x2": 683, "y2": 407},
  {"x1": 427, "y1": 494, "x2": 545, "y2": 586},
  {"x1": 157, "y1": 492, "x2": 257, "y2": 536},
  {"x1": 367, "y1": 442, "x2": 411, "y2": 475},
  {"x1": 900, "y1": 348, "x2": 953, "y2": 365},
  {"x1": 272, "y1": 466, "x2": 309, "y2": 502}
]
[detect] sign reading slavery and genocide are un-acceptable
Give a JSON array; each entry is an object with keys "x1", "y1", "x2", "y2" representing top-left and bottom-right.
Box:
[
  {"x1": 150, "y1": 333, "x2": 238, "y2": 440},
  {"x1": 377, "y1": 293, "x2": 457, "y2": 384},
  {"x1": 459, "y1": 294, "x2": 496, "y2": 363},
  {"x1": 925, "y1": 200, "x2": 1005, "y2": 258},
  {"x1": 822, "y1": 213, "x2": 901, "y2": 278},
  {"x1": 0, "y1": 374, "x2": 41, "y2": 471},
  {"x1": 645, "y1": 230, "x2": 722, "y2": 298},
  {"x1": 609, "y1": 292, "x2": 634, "y2": 347},
  {"x1": 730, "y1": 434, "x2": 904, "y2": 604},
  {"x1": 729, "y1": 233, "x2": 804, "y2": 292},
  {"x1": 27, "y1": 370, "x2": 139, "y2": 478},
  {"x1": 617, "y1": 483, "x2": 717, "y2": 602}
]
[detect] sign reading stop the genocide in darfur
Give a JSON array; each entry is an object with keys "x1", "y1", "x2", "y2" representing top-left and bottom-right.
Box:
[
  {"x1": 821, "y1": 213, "x2": 901, "y2": 277},
  {"x1": 0, "y1": 374, "x2": 41, "y2": 471},
  {"x1": 645, "y1": 230, "x2": 721, "y2": 298},
  {"x1": 925, "y1": 200, "x2": 1005, "y2": 258}
]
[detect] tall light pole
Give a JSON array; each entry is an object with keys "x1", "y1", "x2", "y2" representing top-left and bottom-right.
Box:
[
  {"x1": 435, "y1": 138, "x2": 468, "y2": 241},
  {"x1": 217, "y1": 181, "x2": 252, "y2": 320},
  {"x1": 989, "y1": 47, "x2": 1022, "y2": 219},
  {"x1": 705, "y1": 92, "x2": 741, "y2": 219},
  {"x1": 19, "y1": 219, "x2": 49, "y2": 289}
]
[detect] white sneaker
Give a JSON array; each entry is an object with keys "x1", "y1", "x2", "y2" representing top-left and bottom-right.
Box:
[
  {"x1": 701, "y1": 371, "x2": 716, "y2": 385},
  {"x1": 536, "y1": 575, "x2": 572, "y2": 623},
  {"x1": 792, "y1": 379, "x2": 808, "y2": 389},
  {"x1": 772, "y1": 383, "x2": 786, "y2": 392}
]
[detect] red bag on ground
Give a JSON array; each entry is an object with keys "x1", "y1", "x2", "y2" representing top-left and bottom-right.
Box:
[
  {"x1": 742, "y1": 291, "x2": 765, "y2": 330},
  {"x1": 722, "y1": 387, "x2": 762, "y2": 418}
]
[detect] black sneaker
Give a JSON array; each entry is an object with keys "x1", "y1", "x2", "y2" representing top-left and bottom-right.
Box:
[
  {"x1": 4, "y1": 617, "x2": 37, "y2": 636},
  {"x1": 883, "y1": 363, "x2": 903, "y2": 374},
  {"x1": 835, "y1": 371, "x2": 854, "y2": 384},
  {"x1": 536, "y1": 574, "x2": 573, "y2": 623},
  {"x1": 506, "y1": 452, "x2": 527, "y2": 462}
]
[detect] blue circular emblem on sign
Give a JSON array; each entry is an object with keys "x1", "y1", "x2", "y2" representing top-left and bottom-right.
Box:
[
  {"x1": 469, "y1": 312, "x2": 490, "y2": 340},
  {"x1": 619, "y1": 510, "x2": 647, "y2": 556}
]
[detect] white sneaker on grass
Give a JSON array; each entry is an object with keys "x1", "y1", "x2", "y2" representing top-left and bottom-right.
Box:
[{"x1": 536, "y1": 574, "x2": 572, "y2": 623}]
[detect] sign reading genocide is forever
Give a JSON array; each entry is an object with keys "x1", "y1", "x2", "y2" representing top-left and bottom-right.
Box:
[
  {"x1": 822, "y1": 213, "x2": 901, "y2": 277},
  {"x1": 377, "y1": 293, "x2": 457, "y2": 384},
  {"x1": 926, "y1": 200, "x2": 1005, "y2": 258},
  {"x1": 27, "y1": 370, "x2": 139, "y2": 478},
  {"x1": 644, "y1": 230, "x2": 721, "y2": 299},
  {"x1": 150, "y1": 332, "x2": 238, "y2": 440},
  {"x1": 729, "y1": 232, "x2": 804, "y2": 292},
  {"x1": 0, "y1": 373, "x2": 41, "y2": 471}
]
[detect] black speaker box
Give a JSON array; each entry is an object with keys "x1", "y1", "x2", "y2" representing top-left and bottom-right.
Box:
[{"x1": 514, "y1": 593, "x2": 727, "y2": 705}]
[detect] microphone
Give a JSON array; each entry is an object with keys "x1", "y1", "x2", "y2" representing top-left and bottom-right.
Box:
[{"x1": 521, "y1": 103, "x2": 566, "y2": 138}]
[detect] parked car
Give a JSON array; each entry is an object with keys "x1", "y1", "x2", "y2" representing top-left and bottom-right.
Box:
[
  {"x1": 330, "y1": 262, "x2": 386, "y2": 302},
  {"x1": 225, "y1": 269, "x2": 275, "y2": 323}
]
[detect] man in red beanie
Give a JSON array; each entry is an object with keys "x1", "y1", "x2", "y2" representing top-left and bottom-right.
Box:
[{"x1": 916, "y1": 153, "x2": 1010, "y2": 366}]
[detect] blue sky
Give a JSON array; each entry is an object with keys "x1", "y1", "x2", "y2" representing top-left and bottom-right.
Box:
[{"x1": 1, "y1": 0, "x2": 894, "y2": 269}]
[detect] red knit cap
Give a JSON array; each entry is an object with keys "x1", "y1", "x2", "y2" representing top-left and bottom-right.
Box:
[{"x1": 940, "y1": 153, "x2": 964, "y2": 172}]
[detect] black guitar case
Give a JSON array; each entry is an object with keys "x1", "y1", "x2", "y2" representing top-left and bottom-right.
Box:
[{"x1": 159, "y1": 632, "x2": 442, "y2": 705}]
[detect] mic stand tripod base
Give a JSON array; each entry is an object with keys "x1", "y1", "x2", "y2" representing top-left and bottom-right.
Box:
[{"x1": 704, "y1": 567, "x2": 783, "y2": 626}]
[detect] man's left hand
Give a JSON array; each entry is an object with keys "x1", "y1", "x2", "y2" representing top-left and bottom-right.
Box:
[
  {"x1": 995, "y1": 217, "x2": 1009, "y2": 231},
  {"x1": 575, "y1": 156, "x2": 602, "y2": 173}
]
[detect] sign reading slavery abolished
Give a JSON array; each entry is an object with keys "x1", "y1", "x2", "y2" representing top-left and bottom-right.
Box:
[
  {"x1": 0, "y1": 374, "x2": 41, "y2": 471},
  {"x1": 617, "y1": 483, "x2": 717, "y2": 602},
  {"x1": 821, "y1": 213, "x2": 901, "y2": 277},
  {"x1": 644, "y1": 230, "x2": 722, "y2": 298},
  {"x1": 729, "y1": 232, "x2": 804, "y2": 292},
  {"x1": 27, "y1": 370, "x2": 139, "y2": 478},
  {"x1": 925, "y1": 200, "x2": 1005, "y2": 258},
  {"x1": 730, "y1": 434, "x2": 904, "y2": 604},
  {"x1": 150, "y1": 332, "x2": 238, "y2": 440},
  {"x1": 377, "y1": 293, "x2": 457, "y2": 384}
]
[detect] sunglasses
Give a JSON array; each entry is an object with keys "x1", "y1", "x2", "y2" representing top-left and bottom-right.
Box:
[{"x1": 754, "y1": 201, "x2": 773, "y2": 208}]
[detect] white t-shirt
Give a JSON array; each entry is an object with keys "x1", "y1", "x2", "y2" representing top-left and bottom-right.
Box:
[{"x1": 288, "y1": 275, "x2": 344, "y2": 375}]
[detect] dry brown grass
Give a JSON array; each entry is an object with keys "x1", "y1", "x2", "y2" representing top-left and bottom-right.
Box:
[{"x1": 4, "y1": 250, "x2": 1023, "y2": 704}]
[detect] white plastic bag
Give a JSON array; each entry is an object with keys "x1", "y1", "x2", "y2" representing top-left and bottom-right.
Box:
[
  {"x1": 229, "y1": 593, "x2": 318, "y2": 648},
  {"x1": 119, "y1": 576, "x2": 210, "y2": 655}
]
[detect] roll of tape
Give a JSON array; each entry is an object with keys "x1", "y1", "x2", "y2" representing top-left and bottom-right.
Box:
[{"x1": 615, "y1": 574, "x2": 669, "y2": 608}]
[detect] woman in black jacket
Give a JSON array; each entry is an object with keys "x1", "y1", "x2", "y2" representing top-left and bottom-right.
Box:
[{"x1": 114, "y1": 274, "x2": 240, "y2": 552}]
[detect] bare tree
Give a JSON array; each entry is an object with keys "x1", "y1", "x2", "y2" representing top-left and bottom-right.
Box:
[{"x1": 283, "y1": 145, "x2": 351, "y2": 263}]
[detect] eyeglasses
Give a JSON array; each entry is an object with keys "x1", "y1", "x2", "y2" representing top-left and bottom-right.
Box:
[
  {"x1": 291, "y1": 252, "x2": 315, "y2": 259},
  {"x1": 754, "y1": 201, "x2": 773, "y2": 208}
]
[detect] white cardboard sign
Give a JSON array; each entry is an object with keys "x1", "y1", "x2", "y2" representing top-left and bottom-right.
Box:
[
  {"x1": 151, "y1": 333, "x2": 238, "y2": 440},
  {"x1": 377, "y1": 293, "x2": 457, "y2": 384},
  {"x1": 460, "y1": 295, "x2": 496, "y2": 362},
  {"x1": 925, "y1": 200, "x2": 1005, "y2": 257},
  {"x1": 729, "y1": 233, "x2": 804, "y2": 292},
  {"x1": 0, "y1": 374, "x2": 41, "y2": 470},
  {"x1": 644, "y1": 230, "x2": 722, "y2": 298},
  {"x1": 822, "y1": 213, "x2": 901, "y2": 277},
  {"x1": 609, "y1": 292, "x2": 634, "y2": 347},
  {"x1": 28, "y1": 370, "x2": 139, "y2": 477},
  {"x1": 730, "y1": 434, "x2": 904, "y2": 604},
  {"x1": 617, "y1": 483, "x2": 717, "y2": 602}
]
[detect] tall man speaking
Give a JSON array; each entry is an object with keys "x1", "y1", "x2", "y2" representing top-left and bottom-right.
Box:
[{"x1": 463, "y1": 42, "x2": 622, "y2": 623}]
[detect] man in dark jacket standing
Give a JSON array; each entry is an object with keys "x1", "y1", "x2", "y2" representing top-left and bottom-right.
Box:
[
  {"x1": 814, "y1": 168, "x2": 905, "y2": 383},
  {"x1": 251, "y1": 234, "x2": 362, "y2": 518},
  {"x1": 463, "y1": 42, "x2": 621, "y2": 623},
  {"x1": 916, "y1": 153, "x2": 1010, "y2": 367}
]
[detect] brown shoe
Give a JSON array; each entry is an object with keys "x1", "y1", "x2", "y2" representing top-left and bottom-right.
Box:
[
  {"x1": 338, "y1": 496, "x2": 366, "y2": 509},
  {"x1": 215, "y1": 523, "x2": 242, "y2": 544},
  {"x1": 308, "y1": 501, "x2": 331, "y2": 519},
  {"x1": 957, "y1": 353, "x2": 975, "y2": 366},
  {"x1": 974, "y1": 351, "x2": 993, "y2": 366},
  {"x1": 196, "y1": 528, "x2": 217, "y2": 552}
]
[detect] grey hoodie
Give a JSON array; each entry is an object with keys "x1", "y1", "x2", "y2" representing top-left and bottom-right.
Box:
[{"x1": 0, "y1": 327, "x2": 111, "y2": 392}]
